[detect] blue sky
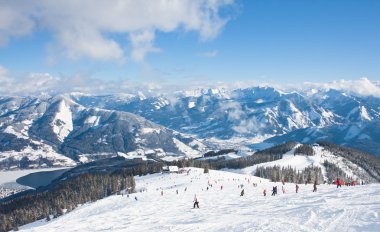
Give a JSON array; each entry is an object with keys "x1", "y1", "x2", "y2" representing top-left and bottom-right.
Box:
[{"x1": 0, "y1": 0, "x2": 379, "y2": 88}]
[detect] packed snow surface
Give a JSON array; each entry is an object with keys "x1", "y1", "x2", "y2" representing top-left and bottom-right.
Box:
[{"x1": 21, "y1": 168, "x2": 380, "y2": 232}]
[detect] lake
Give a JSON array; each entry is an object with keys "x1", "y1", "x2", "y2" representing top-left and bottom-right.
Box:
[{"x1": 16, "y1": 168, "x2": 70, "y2": 188}]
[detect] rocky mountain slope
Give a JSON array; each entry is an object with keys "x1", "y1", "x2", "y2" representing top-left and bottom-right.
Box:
[
  {"x1": 71, "y1": 87, "x2": 380, "y2": 156},
  {"x1": 0, "y1": 96, "x2": 206, "y2": 170},
  {"x1": 1, "y1": 84, "x2": 379, "y2": 170}
]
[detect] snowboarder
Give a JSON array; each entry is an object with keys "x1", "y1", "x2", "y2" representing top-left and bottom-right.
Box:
[
  {"x1": 296, "y1": 184, "x2": 299, "y2": 193},
  {"x1": 193, "y1": 195, "x2": 199, "y2": 208},
  {"x1": 240, "y1": 189, "x2": 245, "y2": 196},
  {"x1": 313, "y1": 181, "x2": 317, "y2": 192}
]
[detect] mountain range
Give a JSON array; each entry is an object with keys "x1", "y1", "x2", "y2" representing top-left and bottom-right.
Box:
[{"x1": 0, "y1": 85, "x2": 379, "y2": 170}]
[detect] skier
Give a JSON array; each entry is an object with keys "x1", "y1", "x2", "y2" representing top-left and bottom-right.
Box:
[
  {"x1": 263, "y1": 189, "x2": 267, "y2": 196},
  {"x1": 271, "y1": 186, "x2": 277, "y2": 196},
  {"x1": 135, "y1": 196, "x2": 138, "y2": 201},
  {"x1": 240, "y1": 189, "x2": 245, "y2": 196},
  {"x1": 282, "y1": 186, "x2": 285, "y2": 194},
  {"x1": 161, "y1": 190, "x2": 164, "y2": 196},
  {"x1": 296, "y1": 184, "x2": 299, "y2": 193},
  {"x1": 313, "y1": 181, "x2": 317, "y2": 192},
  {"x1": 221, "y1": 185, "x2": 223, "y2": 190},
  {"x1": 193, "y1": 195, "x2": 199, "y2": 208},
  {"x1": 336, "y1": 178, "x2": 341, "y2": 188},
  {"x1": 176, "y1": 189, "x2": 178, "y2": 194}
]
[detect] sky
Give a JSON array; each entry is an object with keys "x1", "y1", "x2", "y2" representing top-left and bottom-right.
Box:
[{"x1": 0, "y1": 0, "x2": 379, "y2": 94}]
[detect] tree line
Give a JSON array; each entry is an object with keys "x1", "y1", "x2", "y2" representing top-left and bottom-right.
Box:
[
  {"x1": 322, "y1": 160, "x2": 351, "y2": 183},
  {"x1": 0, "y1": 171, "x2": 135, "y2": 232},
  {"x1": 254, "y1": 165, "x2": 324, "y2": 184},
  {"x1": 170, "y1": 141, "x2": 298, "y2": 170},
  {"x1": 294, "y1": 144, "x2": 315, "y2": 156},
  {"x1": 317, "y1": 141, "x2": 380, "y2": 182}
]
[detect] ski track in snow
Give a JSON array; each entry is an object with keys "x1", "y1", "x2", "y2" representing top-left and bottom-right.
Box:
[{"x1": 20, "y1": 169, "x2": 380, "y2": 232}]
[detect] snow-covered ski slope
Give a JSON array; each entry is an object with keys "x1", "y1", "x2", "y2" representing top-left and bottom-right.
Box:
[
  {"x1": 21, "y1": 168, "x2": 380, "y2": 232},
  {"x1": 231, "y1": 144, "x2": 370, "y2": 182}
]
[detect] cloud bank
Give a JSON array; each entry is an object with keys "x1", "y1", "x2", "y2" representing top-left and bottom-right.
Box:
[
  {"x1": 1, "y1": 65, "x2": 379, "y2": 99},
  {"x1": 0, "y1": 0, "x2": 235, "y2": 61},
  {"x1": 304, "y1": 78, "x2": 380, "y2": 98}
]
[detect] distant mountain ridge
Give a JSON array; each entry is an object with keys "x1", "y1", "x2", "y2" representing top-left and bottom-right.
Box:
[
  {"x1": 1, "y1": 84, "x2": 379, "y2": 170},
  {"x1": 71, "y1": 86, "x2": 380, "y2": 156}
]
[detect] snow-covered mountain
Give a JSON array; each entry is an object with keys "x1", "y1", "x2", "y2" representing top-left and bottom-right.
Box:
[
  {"x1": 265, "y1": 121, "x2": 380, "y2": 155},
  {"x1": 1, "y1": 84, "x2": 379, "y2": 170},
  {"x1": 0, "y1": 96, "x2": 207, "y2": 170},
  {"x1": 70, "y1": 86, "x2": 380, "y2": 156}
]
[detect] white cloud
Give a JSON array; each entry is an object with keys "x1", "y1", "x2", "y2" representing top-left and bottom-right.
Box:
[
  {"x1": 2, "y1": 63, "x2": 379, "y2": 100},
  {"x1": 0, "y1": 67, "x2": 175, "y2": 96},
  {"x1": 219, "y1": 101, "x2": 244, "y2": 121},
  {"x1": 218, "y1": 101, "x2": 263, "y2": 134},
  {"x1": 129, "y1": 30, "x2": 161, "y2": 62},
  {"x1": 304, "y1": 77, "x2": 380, "y2": 98},
  {"x1": 0, "y1": 0, "x2": 235, "y2": 61},
  {"x1": 0, "y1": 3, "x2": 35, "y2": 45},
  {"x1": 232, "y1": 118, "x2": 261, "y2": 134},
  {"x1": 198, "y1": 50, "x2": 218, "y2": 58}
]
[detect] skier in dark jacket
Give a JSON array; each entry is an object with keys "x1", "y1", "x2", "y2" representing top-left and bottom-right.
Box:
[
  {"x1": 296, "y1": 184, "x2": 299, "y2": 193},
  {"x1": 313, "y1": 181, "x2": 317, "y2": 192},
  {"x1": 193, "y1": 195, "x2": 199, "y2": 208},
  {"x1": 240, "y1": 189, "x2": 244, "y2": 196},
  {"x1": 271, "y1": 186, "x2": 277, "y2": 196}
]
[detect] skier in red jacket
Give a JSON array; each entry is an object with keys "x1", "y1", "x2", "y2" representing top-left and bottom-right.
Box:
[{"x1": 336, "y1": 178, "x2": 341, "y2": 188}]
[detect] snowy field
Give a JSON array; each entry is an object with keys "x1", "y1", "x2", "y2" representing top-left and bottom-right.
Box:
[{"x1": 20, "y1": 168, "x2": 380, "y2": 232}]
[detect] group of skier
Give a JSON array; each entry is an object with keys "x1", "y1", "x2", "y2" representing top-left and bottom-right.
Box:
[
  {"x1": 266, "y1": 178, "x2": 321, "y2": 196},
  {"x1": 334, "y1": 178, "x2": 361, "y2": 187},
  {"x1": 136, "y1": 171, "x2": 363, "y2": 210}
]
